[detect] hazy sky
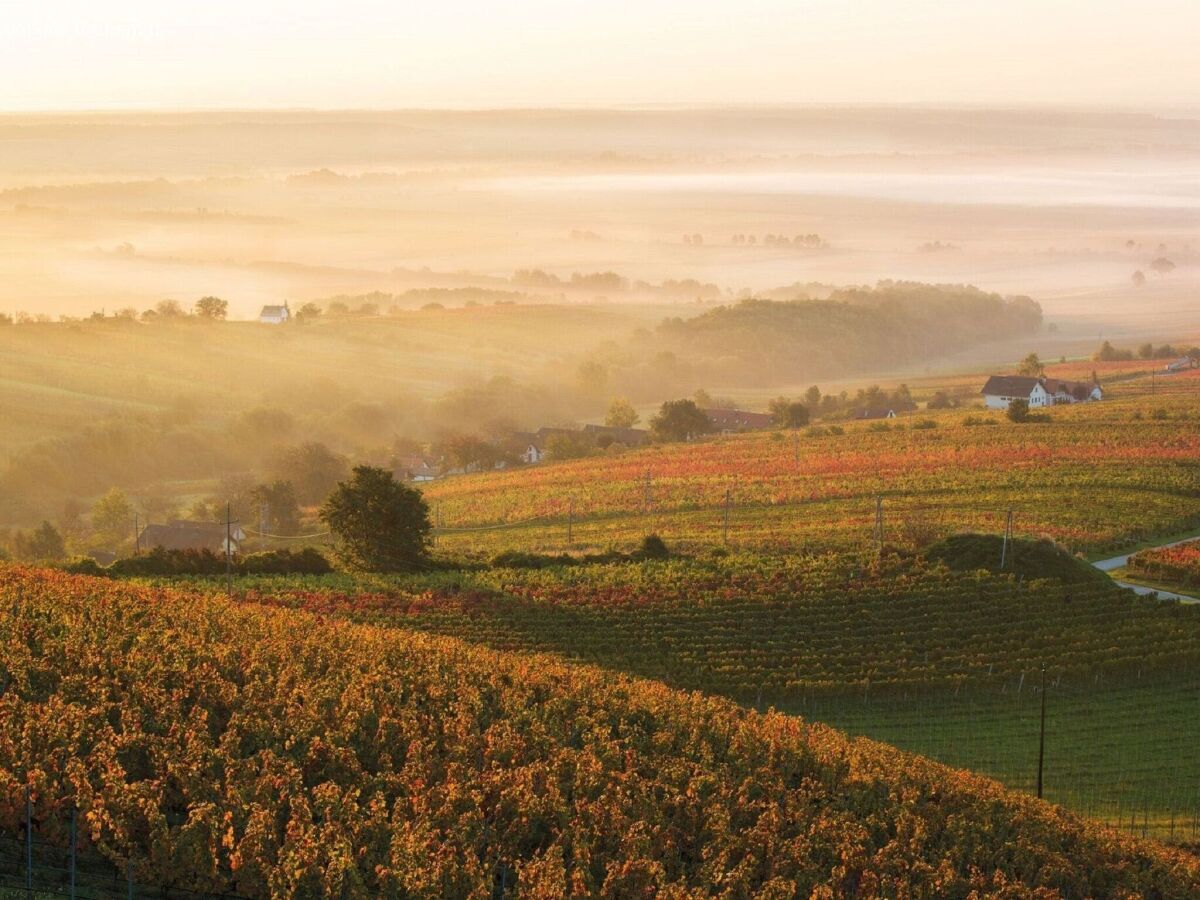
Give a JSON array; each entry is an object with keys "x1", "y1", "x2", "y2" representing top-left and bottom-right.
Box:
[{"x1": 3, "y1": 0, "x2": 1198, "y2": 111}]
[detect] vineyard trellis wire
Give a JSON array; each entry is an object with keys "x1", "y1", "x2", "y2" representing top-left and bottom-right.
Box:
[{"x1": 1, "y1": 791, "x2": 248, "y2": 900}]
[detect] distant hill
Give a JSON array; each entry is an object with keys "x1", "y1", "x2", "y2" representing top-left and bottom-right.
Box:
[{"x1": 656, "y1": 281, "x2": 1042, "y2": 385}]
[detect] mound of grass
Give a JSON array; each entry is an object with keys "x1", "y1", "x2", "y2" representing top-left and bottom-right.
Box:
[{"x1": 924, "y1": 533, "x2": 1112, "y2": 587}]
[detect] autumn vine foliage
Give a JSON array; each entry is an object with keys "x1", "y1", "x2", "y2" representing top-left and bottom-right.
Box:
[
  {"x1": 3, "y1": 566, "x2": 1199, "y2": 897},
  {"x1": 236, "y1": 554, "x2": 1200, "y2": 702},
  {"x1": 1128, "y1": 539, "x2": 1200, "y2": 587}
]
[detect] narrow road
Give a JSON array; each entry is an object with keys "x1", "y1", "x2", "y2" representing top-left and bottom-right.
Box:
[{"x1": 1091, "y1": 534, "x2": 1200, "y2": 603}]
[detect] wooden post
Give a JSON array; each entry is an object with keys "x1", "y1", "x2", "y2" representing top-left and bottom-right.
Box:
[
  {"x1": 70, "y1": 807, "x2": 76, "y2": 899},
  {"x1": 722, "y1": 489, "x2": 731, "y2": 545},
  {"x1": 225, "y1": 502, "x2": 233, "y2": 598},
  {"x1": 26, "y1": 783, "x2": 32, "y2": 893},
  {"x1": 1037, "y1": 663, "x2": 1047, "y2": 799},
  {"x1": 567, "y1": 499, "x2": 573, "y2": 547}
]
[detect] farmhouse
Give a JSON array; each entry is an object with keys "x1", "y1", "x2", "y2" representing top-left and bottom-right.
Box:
[
  {"x1": 395, "y1": 454, "x2": 439, "y2": 482},
  {"x1": 138, "y1": 520, "x2": 245, "y2": 554},
  {"x1": 259, "y1": 302, "x2": 291, "y2": 324},
  {"x1": 516, "y1": 427, "x2": 578, "y2": 464},
  {"x1": 1165, "y1": 356, "x2": 1197, "y2": 374},
  {"x1": 981, "y1": 375, "x2": 1101, "y2": 409},
  {"x1": 703, "y1": 408, "x2": 774, "y2": 432},
  {"x1": 854, "y1": 407, "x2": 896, "y2": 421}
]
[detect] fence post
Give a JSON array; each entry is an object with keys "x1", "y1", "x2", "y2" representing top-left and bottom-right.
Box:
[
  {"x1": 127, "y1": 859, "x2": 133, "y2": 900},
  {"x1": 70, "y1": 806, "x2": 76, "y2": 899},
  {"x1": 26, "y1": 782, "x2": 32, "y2": 894},
  {"x1": 874, "y1": 496, "x2": 884, "y2": 558},
  {"x1": 567, "y1": 499, "x2": 573, "y2": 547},
  {"x1": 1036, "y1": 663, "x2": 1047, "y2": 799},
  {"x1": 723, "y1": 489, "x2": 731, "y2": 545}
]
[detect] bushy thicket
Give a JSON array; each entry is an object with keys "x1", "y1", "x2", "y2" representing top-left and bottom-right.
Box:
[{"x1": 62, "y1": 546, "x2": 332, "y2": 578}]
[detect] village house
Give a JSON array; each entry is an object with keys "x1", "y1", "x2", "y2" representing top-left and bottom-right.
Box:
[
  {"x1": 259, "y1": 302, "x2": 291, "y2": 324},
  {"x1": 138, "y1": 520, "x2": 245, "y2": 554},
  {"x1": 1165, "y1": 356, "x2": 1197, "y2": 374},
  {"x1": 981, "y1": 375, "x2": 1101, "y2": 410},
  {"x1": 703, "y1": 408, "x2": 775, "y2": 433},
  {"x1": 854, "y1": 407, "x2": 897, "y2": 420},
  {"x1": 394, "y1": 454, "x2": 439, "y2": 483}
]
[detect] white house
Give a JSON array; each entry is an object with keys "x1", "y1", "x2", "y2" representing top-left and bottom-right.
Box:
[
  {"x1": 259, "y1": 302, "x2": 291, "y2": 324},
  {"x1": 981, "y1": 375, "x2": 1100, "y2": 410},
  {"x1": 1165, "y1": 357, "x2": 1197, "y2": 374}
]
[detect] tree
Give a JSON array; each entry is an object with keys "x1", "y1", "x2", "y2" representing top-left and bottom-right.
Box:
[
  {"x1": 804, "y1": 385, "x2": 822, "y2": 408},
  {"x1": 650, "y1": 399, "x2": 713, "y2": 443},
  {"x1": 272, "y1": 442, "x2": 350, "y2": 505},
  {"x1": 927, "y1": 391, "x2": 956, "y2": 410},
  {"x1": 440, "y1": 433, "x2": 503, "y2": 473},
  {"x1": 295, "y1": 302, "x2": 322, "y2": 321},
  {"x1": 1131, "y1": 269, "x2": 1146, "y2": 287},
  {"x1": 575, "y1": 360, "x2": 608, "y2": 395},
  {"x1": 1149, "y1": 257, "x2": 1176, "y2": 276},
  {"x1": 92, "y1": 487, "x2": 133, "y2": 544},
  {"x1": 320, "y1": 465, "x2": 431, "y2": 572},
  {"x1": 768, "y1": 397, "x2": 810, "y2": 428},
  {"x1": 605, "y1": 398, "x2": 640, "y2": 429},
  {"x1": 1138, "y1": 343, "x2": 1156, "y2": 360},
  {"x1": 194, "y1": 296, "x2": 228, "y2": 320},
  {"x1": 545, "y1": 431, "x2": 593, "y2": 461},
  {"x1": 1006, "y1": 399, "x2": 1030, "y2": 423},
  {"x1": 155, "y1": 299, "x2": 184, "y2": 318},
  {"x1": 1017, "y1": 352, "x2": 1044, "y2": 377},
  {"x1": 14, "y1": 521, "x2": 66, "y2": 562},
  {"x1": 1094, "y1": 341, "x2": 1133, "y2": 362},
  {"x1": 250, "y1": 480, "x2": 301, "y2": 535}
]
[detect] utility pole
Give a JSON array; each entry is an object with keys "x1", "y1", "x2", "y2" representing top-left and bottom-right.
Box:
[
  {"x1": 225, "y1": 502, "x2": 233, "y2": 598},
  {"x1": 259, "y1": 502, "x2": 270, "y2": 538},
  {"x1": 1000, "y1": 509, "x2": 1013, "y2": 569},
  {"x1": 722, "y1": 488, "x2": 731, "y2": 544},
  {"x1": 1037, "y1": 663, "x2": 1047, "y2": 799}
]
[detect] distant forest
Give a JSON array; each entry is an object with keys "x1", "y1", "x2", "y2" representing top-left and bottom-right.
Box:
[{"x1": 653, "y1": 283, "x2": 1043, "y2": 386}]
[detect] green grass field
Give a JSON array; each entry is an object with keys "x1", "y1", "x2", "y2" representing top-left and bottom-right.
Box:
[{"x1": 800, "y1": 673, "x2": 1200, "y2": 842}]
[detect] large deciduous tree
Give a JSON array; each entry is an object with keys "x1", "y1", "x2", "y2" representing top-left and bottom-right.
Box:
[
  {"x1": 650, "y1": 399, "x2": 713, "y2": 443},
  {"x1": 319, "y1": 465, "x2": 431, "y2": 572}
]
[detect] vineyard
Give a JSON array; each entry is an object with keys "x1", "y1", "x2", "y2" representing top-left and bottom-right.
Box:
[
  {"x1": 1128, "y1": 539, "x2": 1200, "y2": 589},
  {"x1": 422, "y1": 375, "x2": 1200, "y2": 558},
  {"x1": 187, "y1": 550, "x2": 1200, "y2": 839},
  {"x1": 4, "y1": 566, "x2": 1200, "y2": 897}
]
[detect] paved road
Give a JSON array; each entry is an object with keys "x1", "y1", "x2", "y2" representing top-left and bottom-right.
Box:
[{"x1": 1091, "y1": 534, "x2": 1200, "y2": 603}]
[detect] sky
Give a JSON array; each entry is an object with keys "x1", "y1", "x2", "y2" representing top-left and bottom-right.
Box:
[{"x1": 2, "y1": 0, "x2": 1198, "y2": 111}]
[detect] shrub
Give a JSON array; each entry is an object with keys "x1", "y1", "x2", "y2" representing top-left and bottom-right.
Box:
[{"x1": 636, "y1": 534, "x2": 670, "y2": 560}]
